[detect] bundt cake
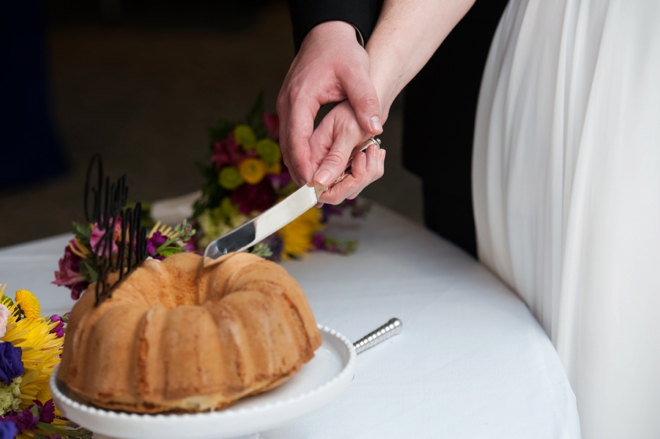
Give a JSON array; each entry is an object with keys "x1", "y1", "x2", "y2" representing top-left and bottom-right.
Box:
[{"x1": 57, "y1": 252, "x2": 322, "y2": 413}]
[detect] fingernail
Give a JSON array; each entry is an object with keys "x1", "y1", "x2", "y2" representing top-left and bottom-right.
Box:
[
  {"x1": 314, "y1": 169, "x2": 332, "y2": 187},
  {"x1": 370, "y1": 116, "x2": 382, "y2": 133}
]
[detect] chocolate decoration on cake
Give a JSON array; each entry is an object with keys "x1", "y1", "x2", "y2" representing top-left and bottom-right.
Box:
[{"x1": 83, "y1": 155, "x2": 148, "y2": 306}]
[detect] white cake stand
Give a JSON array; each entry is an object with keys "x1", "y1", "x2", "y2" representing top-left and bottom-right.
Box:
[{"x1": 51, "y1": 325, "x2": 356, "y2": 439}]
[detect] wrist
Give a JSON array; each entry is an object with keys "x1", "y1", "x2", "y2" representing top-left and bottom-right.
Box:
[
  {"x1": 370, "y1": 71, "x2": 401, "y2": 123},
  {"x1": 306, "y1": 20, "x2": 362, "y2": 45}
]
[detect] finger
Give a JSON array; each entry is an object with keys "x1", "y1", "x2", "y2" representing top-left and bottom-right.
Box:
[
  {"x1": 281, "y1": 83, "x2": 320, "y2": 185},
  {"x1": 319, "y1": 150, "x2": 367, "y2": 204},
  {"x1": 346, "y1": 147, "x2": 386, "y2": 200},
  {"x1": 339, "y1": 66, "x2": 383, "y2": 136},
  {"x1": 312, "y1": 116, "x2": 366, "y2": 188},
  {"x1": 320, "y1": 142, "x2": 381, "y2": 204},
  {"x1": 345, "y1": 143, "x2": 382, "y2": 199},
  {"x1": 277, "y1": 86, "x2": 296, "y2": 184}
]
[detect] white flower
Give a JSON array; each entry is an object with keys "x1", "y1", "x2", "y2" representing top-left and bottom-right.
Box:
[{"x1": 0, "y1": 304, "x2": 10, "y2": 339}]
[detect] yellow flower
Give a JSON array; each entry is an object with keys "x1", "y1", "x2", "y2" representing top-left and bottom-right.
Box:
[
  {"x1": 266, "y1": 160, "x2": 281, "y2": 175},
  {"x1": 278, "y1": 207, "x2": 325, "y2": 260},
  {"x1": 233, "y1": 124, "x2": 257, "y2": 150},
  {"x1": 239, "y1": 158, "x2": 268, "y2": 185},
  {"x1": 15, "y1": 290, "x2": 40, "y2": 320},
  {"x1": 1, "y1": 294, "x2": 63, "y2": 410}
]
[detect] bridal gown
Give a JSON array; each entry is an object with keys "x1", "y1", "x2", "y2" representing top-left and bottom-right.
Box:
[{"x1": 473, "y1": 0, "x2": 660, "y2": 437}]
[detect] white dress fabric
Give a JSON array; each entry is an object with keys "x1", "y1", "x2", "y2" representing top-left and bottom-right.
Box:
[{"x1": 473, "y1": 0, "x2": 660, "y2": 438}]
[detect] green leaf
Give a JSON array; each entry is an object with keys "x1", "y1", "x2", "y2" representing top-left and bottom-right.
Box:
[
  {"x1": 81, "y1": 259, "x2": 99, "y2": 283},
  {"x1": 276, "y1": 180, "x2": 298, "y2": 197},
  {"x1": 209, "y1": 120, "x2": 237, "y2": 143},
  {"x1": 72, "y1": 221, "x2": 91, "y2": 240},
  {"x1": 246, "y1": 92, "x2": 268, "y2": 139},
  {"x1": 157, "y1": 247, "x2": 183, "y2": 257},
  {"x1": 249, "y1": 242, "x2": 273, "y2": 258}
]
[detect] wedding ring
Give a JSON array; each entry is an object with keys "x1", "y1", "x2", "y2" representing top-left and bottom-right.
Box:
[
  {"x1": 331, "y1": 137, "x2": 383, "y2": 187},
  {"x1": 360, "y1": 137, "x2": 381, "y2": 150}
]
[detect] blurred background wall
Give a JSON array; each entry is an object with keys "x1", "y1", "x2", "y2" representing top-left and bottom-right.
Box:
[{"x1": 0, "y1": 0, "x2": 422, "y2": 248}]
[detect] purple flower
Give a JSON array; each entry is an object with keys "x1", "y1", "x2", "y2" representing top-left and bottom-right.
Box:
[
  {"x1": 16, "y1": 407, "x2": 38, "y2": 431},
  {"x1": 69, "y1": 281, "x2": 87, "y2": 301},
  {"x1": 267, "y1": 169, "x2": 292, "y2": 192},
  {"x1": 321, "y1": 204, "x2": 333, "y2": 223},
  {"x1": 0, "y1": 420, "x2": 18, "y2": 439},
  {"x1": 49, "y1": 315, "x2": 65, "y2": 338},
  {"x1": 4, "y1": 406, "x2": 39, "y2": 432},
  {"x1": 263, "y1": 112, "x2": 279, "y2": 139},
  {"x1": 262, "y1": 234, "x2": 284, "y2": 261},
  {"x1": 231, "y1": 180, "x2": 278, "y2": 215},
  {"x1": 146, "y1": 231, "x2": 169, "y2": 258},
  {"x1": 36, "y1": 399, "x2": 55, "y2": 424},
  {"x1": 0, "y1": 343, "x2": 23, "y2": 386},
  {"x1": 52, "y1": 243, "x2": 89, "y2": 300},
  {"x1": 212, "y1": 133, "x2": 245, "y2": 170},
  {"x1": 311, "y1": 233, "x2": 326, "y2": 250}
]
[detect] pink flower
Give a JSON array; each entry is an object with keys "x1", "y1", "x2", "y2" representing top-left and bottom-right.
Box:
[
  {"x1": 263, "y1": 113, "x2": 279, "y2": 139},
  {"x1": 231, "y1": 180, "x2": 278, "y2": 215},
  {"x1": 212, "y1": 132, "x2": 245, "y2": 170},
  {"x1": 89, "y1": 218, "x2": 121, "y2": 255},
  {"x1": 52, "y1": 243, "x2": 89, "y2": 300},
  {"x1": 0, "y1": 305, "x2": 10, "y2": 338}
]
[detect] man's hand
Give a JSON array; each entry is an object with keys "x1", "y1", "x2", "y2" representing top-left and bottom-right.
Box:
[
  {"x1": 277, "y1": 20, "x2": 383, "y2": 187},
  {"x1": 310, "y1": 101, "x2": 386, "y2": 204}
]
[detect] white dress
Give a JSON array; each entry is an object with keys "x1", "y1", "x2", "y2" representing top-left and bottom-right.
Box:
[{"x1": 473, "y1": 0, "x2": 660, "y2": 438}]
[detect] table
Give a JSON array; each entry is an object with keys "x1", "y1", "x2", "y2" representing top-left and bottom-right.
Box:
[{"x1": 0, "y1": 204, "x2": 580, "y2": 438}]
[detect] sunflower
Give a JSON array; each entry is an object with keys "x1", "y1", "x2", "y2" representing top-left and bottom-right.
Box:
[
  {"x1": 0, "y1": 292, "x2": 63, "y2": 411},
  {"x1": 278, "y1": 207, "x2": 325, "y2": 260}
]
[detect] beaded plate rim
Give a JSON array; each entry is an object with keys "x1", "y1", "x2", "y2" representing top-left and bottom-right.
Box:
[{"x1": 50, "y1": 324, "x2": 356, "y2": 422}]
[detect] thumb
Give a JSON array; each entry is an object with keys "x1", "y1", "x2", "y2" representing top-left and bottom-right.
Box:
[{"x1": 341, "y1": 69, "x2": 383, "y2": 136}]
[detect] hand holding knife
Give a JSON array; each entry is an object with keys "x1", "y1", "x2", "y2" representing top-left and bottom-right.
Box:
[{"x1": 203, "y1": 137, "x2": 381, "y2": 266}]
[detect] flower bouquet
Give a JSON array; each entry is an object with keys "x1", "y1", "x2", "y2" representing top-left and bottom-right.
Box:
[
  {"x1": 191, "y1": 94, "x2": 369, "y2": 261},
  {"x1": 53, "y1": 219, "x2": 195, "y2": 301},
  {"x1": 0, "y1": 285, "x2": 92, "y2": 439}
]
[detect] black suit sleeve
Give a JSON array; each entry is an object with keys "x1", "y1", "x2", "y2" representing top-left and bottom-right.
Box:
[{"x1": 287, "y1": 0, "x2": 379, "y2": 52}]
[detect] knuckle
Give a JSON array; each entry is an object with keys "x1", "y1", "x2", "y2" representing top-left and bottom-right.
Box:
[
  {"x1": 323, "y1": 150, "x2": 349, "y2": 169},
  {"x1": 288, "y1": 83, "x2": 304, "y2": 102},
  {"x1": 323, "y1": 192, "x2": 345, "y2": 205},
  {"x1": 360, "y1": 94, "x2": 379, "y2": 110}
]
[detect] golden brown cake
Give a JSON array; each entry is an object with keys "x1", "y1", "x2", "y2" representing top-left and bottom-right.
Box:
[{"x1": 57, "y1": 252, "x2": 322, "y2": 413}]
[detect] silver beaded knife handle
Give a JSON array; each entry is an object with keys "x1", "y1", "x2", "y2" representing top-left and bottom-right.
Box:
[{"x1": 354, "y1": 318, "x2": 402, "y2": 354}]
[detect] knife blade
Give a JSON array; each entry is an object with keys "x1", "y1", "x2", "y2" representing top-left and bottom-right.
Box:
[{"x1": 203, "y1": 137, "x2": 380, "y2": 265}]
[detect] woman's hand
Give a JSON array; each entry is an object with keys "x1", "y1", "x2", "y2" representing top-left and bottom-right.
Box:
[
  {"x1": 309, "y1": 101, "x2": 386, "y2": 204},
  {"x1": 277, "y1": 21, "x2": 383, "y2": 187}
]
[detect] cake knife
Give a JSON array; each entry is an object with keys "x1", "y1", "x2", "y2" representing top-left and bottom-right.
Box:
[{"x1": 203, "y1": 137, "x2": 381, "y2": 266}]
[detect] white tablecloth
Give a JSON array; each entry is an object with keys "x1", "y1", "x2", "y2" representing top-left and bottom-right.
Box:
[{"x1": 0, "y1": 205, "x2": 580, "y2": 438}]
